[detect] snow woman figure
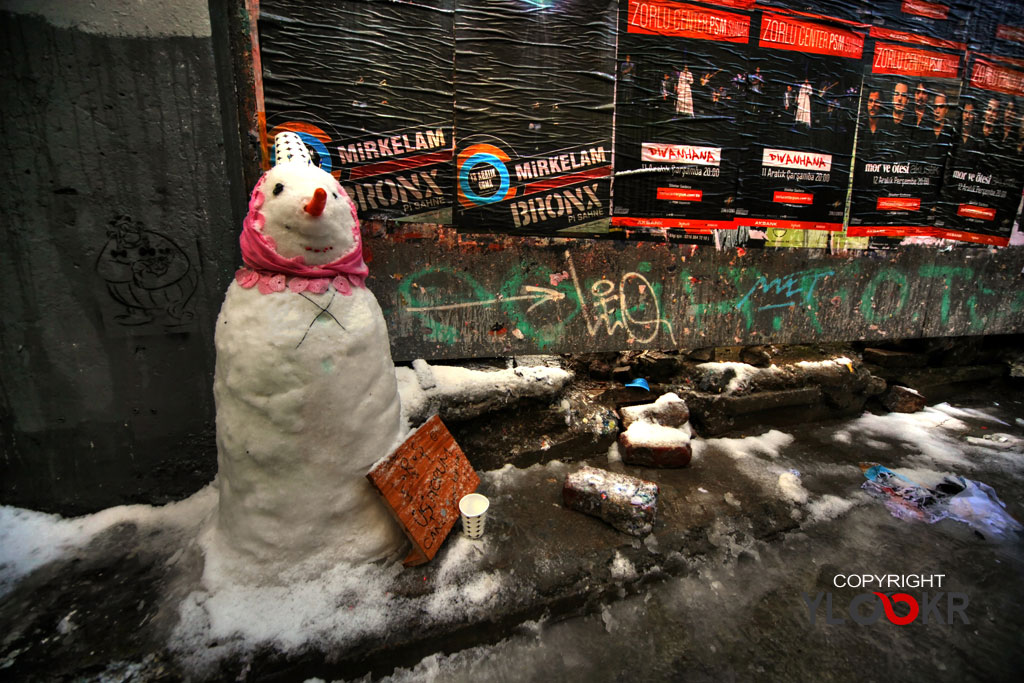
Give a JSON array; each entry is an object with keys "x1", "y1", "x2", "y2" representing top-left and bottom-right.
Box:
[{"x1": 207, "y1": 132, "x2": 407, "y2": 582}]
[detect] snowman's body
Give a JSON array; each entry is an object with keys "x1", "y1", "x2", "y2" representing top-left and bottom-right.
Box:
[{"x1": 209, "y1": 140, "x2": 406, "y2": 579}]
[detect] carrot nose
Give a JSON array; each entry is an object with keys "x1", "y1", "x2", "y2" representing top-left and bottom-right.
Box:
[{"x1": 304, "y1": 188, "x2": 327, "y2": 217}]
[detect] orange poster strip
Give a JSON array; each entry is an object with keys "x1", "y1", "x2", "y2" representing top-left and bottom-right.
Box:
[
  {"x1": 773, "y1": 191, "x2": 814, "y2": 204},
  {"x1": 759, "y1": 13, "x2": 864, "y2": 60},
  {"x1": 871, "y1": 41, "x2": 960, "y2": 78},
  {"x1": 876, "y1": 197, "x2": 921, "y2": 210},
  {"x1": 970, "y1": 59, "x2": 1024, "y2": 97},
  {"x1": 735, "y1": 217, "x2": 843, "y2": 231},
  {"x1": 657, "y1": 187, "x2": 703, "y2": 201},
  {"x1": 845, "y1": 225, "x2": 924, "y2": 237},
  {"x1": 901, "y1": 0, "x2": 948, "y2": 20},
  {"x1": 611, "y1": 216, "x2": 735, "y2": 229},
  {"x1": 626, "y1": 0, "x2": 750, "y2": 43},
  {"x1": 956, "y1": 204, "x2": 997, "y2": 220}
]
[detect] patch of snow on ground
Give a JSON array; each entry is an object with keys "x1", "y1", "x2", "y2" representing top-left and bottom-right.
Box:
[
  {"x1": 777, "y1": 472, "x2": 808, "y2": 505},
  {"x1": 607, "y1": 441, "x2": 622, "y2": 464},
  {"x1": 703, "y1": 430, "x2": 795, "y2": 460},
  {"x1": 482, "y1": 460, "x2": 570, "y2": 493},
  {"x1": 805, "y1": 494, "x2": 859, "y2": 523},
  {"x1": 833, "y1": 406, "x2": 1024, "y2": 474},
  {"x1": 831, "y1": 408, "x2": 972, "y2": 469},
  {"x1": 932, "y1": 402, "x2": 1012, "y2": 426},
  {"x1": 609, "y1": 551, "x2": 637, "y2": 581},
  {"x1": 0, "y1": 486, "x2": 216, "y2": 597}
]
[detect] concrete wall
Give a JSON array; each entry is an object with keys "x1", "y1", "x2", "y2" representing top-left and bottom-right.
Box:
[
  {"x1": 366, "y1": 228, "x2": 1024, "y2": 361},
  {"x1": 0, "y1": 0, "x2": 242, "y2": 514}
]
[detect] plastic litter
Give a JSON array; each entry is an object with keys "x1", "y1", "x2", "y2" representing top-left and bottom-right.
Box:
[
  {"x1": 624, "y1": 378, "x2": 650, "y2": 391},
  {"x1": 859, "y1": 462, "x2": 1022, "y2": 540}
]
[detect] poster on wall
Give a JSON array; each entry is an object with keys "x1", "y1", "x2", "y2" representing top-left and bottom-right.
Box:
[
  {"x1": 610, "y1": 0, "x2": 755, "y2": 244},
  {"x1": 866, "y1": 0, "x2": 972, "y2": 44},
  {"x1": 968, "y1": 0, "x2": 1024, "y2": 64},
  {"x1": 933, "y1": 54, "x2": 1024, "y2": 245},
  {"x1": 847, "y1": 34, "x2": 964, "y2": 240},
  {"x1": 453, "y1": 0, "x2": 616, "y2": 236},
  {"x1": 734, "y1": 9, "x2": 865, "y2": 236},
  {"x1": 259, "y1": 0, "x2": 455, "y2": 223}
]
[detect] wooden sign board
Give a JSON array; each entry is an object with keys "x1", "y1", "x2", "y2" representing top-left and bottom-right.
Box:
[{"x1": 366, "y1": 415, "x2": 480, "y2": 566}]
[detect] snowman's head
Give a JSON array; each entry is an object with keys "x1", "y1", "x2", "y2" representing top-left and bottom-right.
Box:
[{"x1": 252, "y1": 162, "x2": 360, "y2": 266}]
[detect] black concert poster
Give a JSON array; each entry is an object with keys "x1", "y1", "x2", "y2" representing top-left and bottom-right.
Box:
[
  {"x1": 453, "y1": 0, "x2": 617, "y2": 236},
  {"x1": 611, "y1": 0, "x2": 754, "y2": 243},
  {"x1": 934, "y1": 54, "x2": 1024, "y2": 246},
  {"x1": 848, "y1": 34, "x2": 964, "y2": 240},
  {"x1": 735, "y1": 9, "x2": 865, "y2": 234},
  {"x1": 259, "y1": 0, "x2": 456, "y2": 222}
]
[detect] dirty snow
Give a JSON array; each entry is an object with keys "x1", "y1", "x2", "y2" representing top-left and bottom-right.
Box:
[
  {"x1": 0, "y1": 486, "x2": 217, "y2": 597},
  {"x1": 609, "y1": 551, "x2": 637, "y2": 581},
  {"x1": 695, "y1": 357, "x2": 855, "y2": 395},
  {"x1": 395, "y1": 361, "x2": 572, "y2": 429},
  {"x1": 695, "y1": 361, "x2": 763, "y2": 394},
  {"x1": 777, "y1": 472, "x2": 809, "y2": 505},
  {"x1": 482, "y1": 460, "x2": 570, "y2": 493},
  {"x1": 832, "y1": 404, "x2": 1024, "y2": 474},
  {"x1": 805, "y1": 494, "x2": 859, "y2": 523},
  {"x1": 696, "y1": 430, "x2": 795, "y2": 461}
]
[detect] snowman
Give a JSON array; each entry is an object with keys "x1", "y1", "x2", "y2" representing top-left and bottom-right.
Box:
[{"x1": 208, "y1": 132, "x2": 407, "y2": 580}]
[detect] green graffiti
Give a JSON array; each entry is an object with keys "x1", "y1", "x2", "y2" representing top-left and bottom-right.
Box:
[
  {"x1": 499, "y1": 265, "x2": 579, "y2": 349},
  {"x1": 398, "y1": 265, "x2": 492, "y2": 344},
  {"x1": 860, "y1": 269, "x2": 909, "y2": 324},
  {"x1": 918, "y1": 265, "x2": 973, "y2": 327},
  {"x1": 731, "y1": 266, "x2": 834, "y2": 332}
]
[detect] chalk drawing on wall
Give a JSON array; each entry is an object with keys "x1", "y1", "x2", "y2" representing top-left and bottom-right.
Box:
[{"x1": 95, "y1": 215, "x2": 198, "y2": 332}]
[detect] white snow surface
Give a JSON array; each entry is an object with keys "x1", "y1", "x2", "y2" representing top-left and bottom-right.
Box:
[
  {"x1": 777, "y1": 472, "x2": 809, "y2": 505},
  {"x1": 622, "y1": 420, "x2": 691, "y2": 448},
  {"x1": 832, "y1": 403, "x2": 1024, "y2": 473},
  {"x1": 395, "y1": 362, "x2": 572, "y2": 430},
  {"x1": 0, "y1": 486, "x2": 217, "y2": 597}
]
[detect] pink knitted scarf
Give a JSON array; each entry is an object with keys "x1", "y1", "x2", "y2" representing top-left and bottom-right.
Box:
[{"x1": 235, "y1": 174, "x2": 368, "y2": 295}]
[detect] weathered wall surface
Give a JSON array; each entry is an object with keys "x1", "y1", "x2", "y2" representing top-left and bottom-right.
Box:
[
  {"x1": 0, "y1": 1, "x2": 240, "y2": 514},
  {"x1": 368, "y1": 228, "x2": 1024, "y2": 361}
]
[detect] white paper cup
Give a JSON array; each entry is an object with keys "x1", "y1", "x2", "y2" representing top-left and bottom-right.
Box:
[{"x1": 459, "y1": 493, "x2": 490, "y2": 539}]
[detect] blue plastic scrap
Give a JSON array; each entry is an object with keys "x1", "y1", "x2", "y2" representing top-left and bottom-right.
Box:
[{"x1": 624, "y1": 378, "x2": 650, "y2": 391}]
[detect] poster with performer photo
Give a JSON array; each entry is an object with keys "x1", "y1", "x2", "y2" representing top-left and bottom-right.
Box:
[
  {"x1": 848, "y1": 36, "x2": 964, "y2": 240},
  {"x1": 611, "y1": 0, "x2": 755, "y2": 242},
  {"x1": 259, "y1": 0, "x2": 455, "y2": 222},
  {"x1": 934, "y1": 55, "x2": 1024, "y2": 245},
  {"x1": 734, "y1": 10, "x2": 865, "y2": 234},
  {"x1": 453, "y1": 0, "x2": 616, "y2": 236}
]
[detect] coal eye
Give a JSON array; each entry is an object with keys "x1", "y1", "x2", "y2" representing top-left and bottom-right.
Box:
[
  {"x1": 332, "y1": 192, "x2": 338, "y2": 199},
  {"x1": 273, "y1": 183, "x2": 285, "y2": 196}
]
